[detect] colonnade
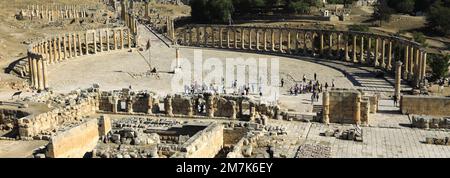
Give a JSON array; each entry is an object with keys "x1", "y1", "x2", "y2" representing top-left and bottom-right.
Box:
[
  {"x1": 20, "y1": 4, "x2": 89, "y2": 21},
  {"x1": 27, "y1": 27, "x2": 136, "y2": 91},
  {"x1": 181, "y1": 25, "x2": 427, "y2": 85}
]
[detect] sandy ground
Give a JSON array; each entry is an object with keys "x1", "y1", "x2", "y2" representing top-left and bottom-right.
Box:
[{"x1": 0, "y1": 140, "x2": 48, "y2": 158}]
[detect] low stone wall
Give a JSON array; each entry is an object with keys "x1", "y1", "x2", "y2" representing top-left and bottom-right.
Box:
[
  {"x1": 46, "y1": 116, "x2": 111, "y2": 158},
  {"x1": 175, "y1": 123, "x2": 224, "y2": 158},
  {"x1": 17, "y1": 96, "x2": 98, "y2": 137},
  {"x1": 401, "y1": 95, "x2": 450, "y2": 116}
]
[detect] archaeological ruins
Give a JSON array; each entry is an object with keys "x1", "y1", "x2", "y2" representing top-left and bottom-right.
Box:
[{"x1": 0, "y1": 0, "x2": 449, "y2": 158}]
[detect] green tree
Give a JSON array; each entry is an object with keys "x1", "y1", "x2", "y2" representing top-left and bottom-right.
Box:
[
  {"x1": 412, "y1": 32, "x2": 428, "y2": 47},
  {"x1": 373, "y1": 0, "x2": 394, "y2": 26},
  {"x1": 287, "y1": 1, "x2": 310, "y2": 14},
  {"x1": 190, "y1": 0, "x2": 234, "y2": 23},
  {"x1": 396, "y1": 0, "x2": 415, "y2": 14},
  {"x1": 428, "y1": 54, "x2": 450, "y2": 81},
  {"x1": 427, "y1": 0, "x2": 450, "y2": 35}
]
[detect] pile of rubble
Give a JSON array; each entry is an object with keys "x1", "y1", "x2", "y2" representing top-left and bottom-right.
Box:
[
  {"x1": 93, "y1": 144, "x2": 159, "y2": 158},
  {"x1": 295, "y1": 144, "x2": 331, "y2": 158},
  {"x1": 424, "y1": 137, "x2": 450, "y2": 146},
  {"x1": 321, "y1": 127, "x2": 363, "y2": 142},
  {"x1": 411, "y1": 115, "x2": 449, "y2": 130}
]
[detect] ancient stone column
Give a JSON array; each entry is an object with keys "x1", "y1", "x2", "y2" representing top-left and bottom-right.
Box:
[
  {"x1": 128, "y1": 29, "x2": 132, "y2": 48},
  {"x1": 279, "y1": 29, "x2": 284, "y2": 53},
  {"x1": 170, "y1": 19, "x2": 175, "y2": 41},
  {"x1": 409, "y1": 47, "x2": 415, "y2": 79},
  {"x1": 303, "y1": 32, "x2": 308, "y2": 55},
  {"x1": 45, "y1": 39, "x2": 53, "y2": 61},
  {"x1": 387, "y1": 40, "x2": 393, "y2": 70},
  {"x1": 211, "y1": 27, "x2": 215, "y2": 47},
  {"x1": 422, "y1": 52, "x2": 427, "y2": 80},
  {"x1": 37, "y1": 58, "x2": 44, "y2": 90},
  {"x1": 241, "y1": 28, "x2": 245, "y2": 49},
  {"x1": 352, "y1": 35, "x2": 357, "y2": 63},
  {"x1": 322, "y1": 91, "x2": 330, "y2": 124},
  {"x1": 106, "y1": 29, "x2": 110, "y2": 51},
  {"x1": 287, "y1": 30, "x2": 291, "y2": 53},
  {"x1": 57, "y1": 36, "x2": 62, "y2": 61},
  {"x1": 219, "y1": 28, "x2": 223, "y2": 48},
  {"x1": 318, "y1": 33, "x2": 324, "y2": 56},
  {"x1": 99, "y1": 30, "x2": 103, "y2": 52},
  {"x1": 120, "y1": 28, "x2": 124, "y2": 49},
  {"x1": 78, "y1": 33, "x2": 82, "y2": 55},
  {"x1": 204, "y1": 27, "x2": 208, "y2": 47},
  {"x1": 337, "y1": 33, "x2": 341, "y2": 58},
  {"x1": 345, "y1": 35, "x2": 350, "y2": 61},
  {"x1": 42, "y1": 58, "x2": 48, "y2": 89},
  {"x1": 403, "y1": 45, "x2": 409, "y2": 79},
  {"x1": 62, "y1": 36, "x2": 67, "y2": 60},
  {"x1": 32, "y1": 58, "x2": 38, "y2": 89},
  {"x1": 295, "y1": 31, "x2": 299, "y2": 53},
  {"x1": 73, "y1": 33, "x2": 78, "y2": 57},
  {"x1": 226, "y1": 28, "x2": 230, "y2": 48},
  {"x1": 264, "y1": 29, "x2": 268, "y2": 51},
  {"x1": 381, "y1": 39, "x2": 386, "y2": 68},
  {"x1": 93, "y1": 32, "x2": 97, "y2": 54},
  {"x1": 189, "y1": 27, "x2": 194, "y2": 46},
  {"x1": 418, "y1": 50, "x2": 424, "y2": 81},
  {"x1": 249, "y1": 29, "x2": 253, "y2": 50},
  {"x1": 395, "y1": 61, "x2": 402, "y2": 104},
  {"x1": 360, "y1": 36, "x2": 364, "y2": 63},
  {"x1": 271, "y1": 29, "x2": 275, "y2": 51},
  {"x1": 328, "y1": 33, "x2": 333, "y2": 57},
  {"x1": 414, "y1": 49, "x2": 420, "y2": 84},
  {"x1": 354, "y1": 92, "x2": 361, "y2": 125},
  {"x1": 194, "y1": 27, "x2": 199, "y2": 46},
  {"x1": 85, "y1": 32, "x2": 89, "y2": 54},
  {"x1": 256, "y1": 29, "x2": 260, "y2": 50},
  {"x1": 27, "y1": 56, "x2": 34, "y2": 87},
  {"x1": 68, "y1": 34, "x2": 73, "y2": 58},
  {"x1": 374, "y1": 38, "x2": 379, "y2": 67},
  {"x1": 366, "y1": 37, "x2": 371, "y2": 64}
]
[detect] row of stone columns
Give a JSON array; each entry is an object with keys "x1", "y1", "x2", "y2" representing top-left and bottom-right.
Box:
[
  {"x1": 182, "y1": 26, "x2": 427, "y2": 84},
  {"x1": 22, "y1": 4, "x2": 89, "y2": 21},
  {"x1": 27, "y1": 55, "x2": 48, "y2": 91},
  {"x1": 27, "y1": 27, "x2": 135, "y2": 90}
]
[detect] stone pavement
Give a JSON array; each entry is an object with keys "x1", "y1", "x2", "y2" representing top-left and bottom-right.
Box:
[{"x1": 267, "y1": 118, "x2": 450, "y2": 158}]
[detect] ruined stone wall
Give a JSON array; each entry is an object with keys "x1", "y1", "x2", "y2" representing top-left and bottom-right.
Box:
[
  {"x1": 401, "y1": 95, "x2": 450, "y2": 116},
  {"x1": 17, "y1": 97, "x2": 98, "y2": 137},
  {"x1": 163, "y1": 94, "x2": 278, "y2": 120},
  {"x1": 323, "y1": 89, "x2": 372, "y2": 125},
  {"x1": 165, "y1": 94, "x2": 193, "y2": 116},
  {"x1": 0, "y1": 109, "x2": 29, "y2": 131},
  {"x1": 97, "y1": 90, "x2": 158, "y2": 114},
  {"x1": 178, "y1": 123, "x2": 224, "y2": 158},
  {"x1": 46, "y1": 116, "x2": 111, "y2": 158}
]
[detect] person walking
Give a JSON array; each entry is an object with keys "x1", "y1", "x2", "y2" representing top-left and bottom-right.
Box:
[
  {"x1": 314, "y1": 73, "x2": 317, "y2": 81},
  {"x1": 393, "y1": 95, "x2": 398, "y2": 107},
  {"x1": 281, "y1": 78, "x2": 284, "y2": 87}
]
